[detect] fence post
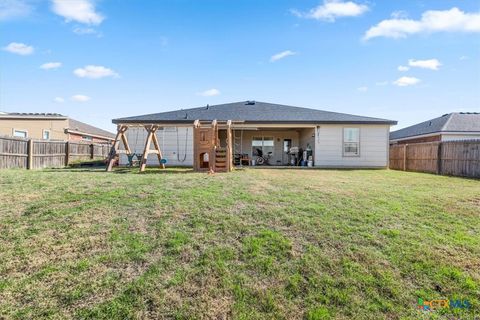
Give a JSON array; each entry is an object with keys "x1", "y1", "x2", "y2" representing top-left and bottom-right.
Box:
[
  {"x1": 403, "y1": 144, "x2": 407, "y2": 171},
  {"x1": 436, "y1": 142, "x2": 443, "y2": 175},
  {"x1": 90, "y1": 143, "x2": 94, "y2": 159},
  {"x1": 65, "y1": 141, "x2": 70, "y2": 166},
  {"x1": 27, "y1": 139, "x2": 33, "y2": 170}
]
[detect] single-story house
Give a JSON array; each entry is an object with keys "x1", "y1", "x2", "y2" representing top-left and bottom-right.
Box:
[
  {"x1": 390, "y1": 112, "x2": 480, "y2": 144},
  {"x1": 0, "y1": 112, "x2": 115, "y2": 143},
  {"x1": 112, "y1": 101, "x2": 397, "y2": 169}
]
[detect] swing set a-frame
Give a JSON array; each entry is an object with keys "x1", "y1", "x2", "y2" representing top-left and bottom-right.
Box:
[{"x1": 106, "y1": 124, "x2": 165, "y2": 172}]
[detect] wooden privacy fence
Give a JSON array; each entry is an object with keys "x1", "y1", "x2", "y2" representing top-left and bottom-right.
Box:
[
  {"x1": 390, "y1": 140, "x2": 480, "y2": 178},
  {"x1": 0, "y1": 136, "x2": 111, "y2": 169}
]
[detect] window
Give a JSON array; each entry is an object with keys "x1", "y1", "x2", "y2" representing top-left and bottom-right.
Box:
[
  {"x1": 13, "y1": 129, "x2": 27, "y2": 138},
  {"x1": 82, "y1": 136, "x2": 93, "y2": 141},
  {"x1": 43, "y1": 130, "x2": 50, "y2": 140},
  {"x1": 343, "y1": 128, "x2": 359, "y2": 156},
  {"x1": 252, "y1": 136, "x2": 274, "y2": 157}
]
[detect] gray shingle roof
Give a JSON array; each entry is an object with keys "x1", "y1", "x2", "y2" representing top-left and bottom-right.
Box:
[
  {"x1": 113, "y1": 101, "x2": 397, "y2": 125},
  {"x1": 390, "y1": 112, "x2": 480, "y2": 140},
  {"x1": 0, "y1": 112, "x2": 67, "y2": 119},
  {"x1": 67, "y1": 118, "x2": 116, "y2": 139}
]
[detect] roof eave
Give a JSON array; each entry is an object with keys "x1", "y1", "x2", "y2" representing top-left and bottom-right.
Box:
[
  {"x1": 113, "y1": 119, "x2": 397, "y2": 125},
  {"x1": 391, "y1": 130, "x2": 480, "y2": 140},
  {"x1": 65, "y1": 129, "x2": 115, "y2": 140}
]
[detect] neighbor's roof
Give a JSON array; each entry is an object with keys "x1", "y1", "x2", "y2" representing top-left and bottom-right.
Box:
[
  {"x1": 390, "y1": 112, "x2": 480, "y2": 140},
  {"x1": 0, "y1": 112, "x2": 67, "y2": 120},
  {"x1": 67, "y1": 118, "x2": 116, "y2": 140},
  {"x1": 113, "y1": 101, "x2": 397, "y2": 125}
]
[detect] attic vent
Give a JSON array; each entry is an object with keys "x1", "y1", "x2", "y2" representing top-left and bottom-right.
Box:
[
  {"x1": 206, "y1": 104, "x2": 209, "y2": 110},
  {"x1": 460, "y1": 112, "x2": 479, "y2": 114},
  {"x1": 245, "y1": 100, "x2": 256, "y2": 105},
  {"x1": 428, "y1": 121, "x2": 432, "y2": 126},
  {"x1": 441, "y1": 113, "x2": 449, "y2": 117}
]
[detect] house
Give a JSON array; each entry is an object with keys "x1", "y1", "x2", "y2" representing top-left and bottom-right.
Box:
[
  {"x1": 111, "y1": 101, "x2": 397, "y2": 170},
  {"x1": 390, "y1": 112, "x2": 480, "y2": 144},
  {"x1": 0, "y1": 112, "x2": 115, "y2": 143}
]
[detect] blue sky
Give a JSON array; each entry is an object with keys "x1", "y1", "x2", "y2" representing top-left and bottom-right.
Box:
[{"x1": 1, "y1": 0, "x2": 479, "y2": 132}]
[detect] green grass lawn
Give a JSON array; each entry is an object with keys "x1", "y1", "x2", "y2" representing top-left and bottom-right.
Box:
[{"x1": 0, "y1": 168, "x2": 479, "y2": 319}]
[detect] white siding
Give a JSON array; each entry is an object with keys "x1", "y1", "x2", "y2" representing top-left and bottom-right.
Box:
[
  {"x1": 119, "y1": 126, "x2": 194, "y2": 166},
  {"x1": 442, "y1": 134, "x2": 480, "y2": 141},
  {"x1": 314, "y1": 124, "x2": 390, "y2": 168}
]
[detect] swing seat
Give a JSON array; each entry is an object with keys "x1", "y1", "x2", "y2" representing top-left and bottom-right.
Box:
[
  {"x1": 127, "y1": 153, "x2": 143, "y2": 166},
  {"x1": 160, "y1": 158, "x2": 167, "y2": 164}
]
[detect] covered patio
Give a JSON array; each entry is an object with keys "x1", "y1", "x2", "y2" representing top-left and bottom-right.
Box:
[{"x1": 228, "y1": 124, "x2": 316, "y2": 167}]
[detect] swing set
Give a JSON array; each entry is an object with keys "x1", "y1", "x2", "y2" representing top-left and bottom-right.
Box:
[{"x1": 106, "y1": 119, "x2": 233, "y2": 173}]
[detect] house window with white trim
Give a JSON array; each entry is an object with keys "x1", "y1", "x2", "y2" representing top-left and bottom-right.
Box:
[
  {"x1": 82, "y1": 136, "x2": 93, "y2": 141},
  {"x1": 343, "y1": 128, "x2": 360, "y2": 156},
  {"x1": 43, "y1": 130, "x2": 50, "y2": 140},
  {"x1": 13, "y1": 129, "x2": 27, "y2": 138}
]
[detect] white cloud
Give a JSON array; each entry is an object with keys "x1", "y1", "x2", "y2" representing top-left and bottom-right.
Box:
[
  {"x1": 293, "y1": 0, "x2": 368, "y2": 22},
  {"x1": 393, "y1": 76, "x2": 420, "y2": 87},
  {"x1": 270, "y1": 50, "x2": 297, "y2": 62},
  {"x1": 73, "y1": 65, "x2": 119, "y2": 79},
  {"x1": 364, "y1": 7, "x2": 480, "y2": 40},
  {"x1": 71, "y1": 94, "x2": 91, "y2": 102},
  {"x1": 357, "y1": 86, "x2": 368, "y2": 92},
  {"x1": 73, "y1": 27, "x2": 98, "y2": 35},
  {"x1": 3, "y1": 42, "x2": 34, "y2": 55},
  {"x1": 198, "y1": 88, "x2": 220, "y2": 97},
  {"x1": 459, "y1": 55, "x2": 469, "y2": 60},
  {"x1": 390, "y1": 10, "x2": 408, "y2": 19},
  {"x1": 51, "y1": 0, "x2": 104, "y2": 25},
  {"x1": 40, "y1": 62, "x2": 62, "y2": 70},
  {"x1": 397, "y1": 65, "x2": 409, "y2": 72},
  {"x1": 0, "y1": 0, "x2": 32, "y2": 21},
  {"x1": 53, "y1": 97, "x2": 65, "y2": 103},
  {"x1": 408, "y1": 59, "x2": 441, "y2": 70}
]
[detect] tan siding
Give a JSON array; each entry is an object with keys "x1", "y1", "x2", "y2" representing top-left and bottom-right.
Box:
[
  {"x1": 299, "y1": 128, "x2": 315, "y2": 150},
  {"x1": 0, "y1": 119, "x2": 68, "y2": 140}
]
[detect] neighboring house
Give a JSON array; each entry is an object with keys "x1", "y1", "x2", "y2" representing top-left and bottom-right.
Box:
[
  {"x1": 0, "y1": 112, "x2": 115, "y2": 143},
  {"x1": 390, "y1": 112, "x2": 480, "y2": 144},
  {"x1": 112, "y1": 101, "x2": 397, "y2": 168}
]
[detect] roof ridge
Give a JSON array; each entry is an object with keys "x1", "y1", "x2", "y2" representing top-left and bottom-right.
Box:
[{"x1": 440, "y1": 113, "x2": 454, "y2": 131}]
